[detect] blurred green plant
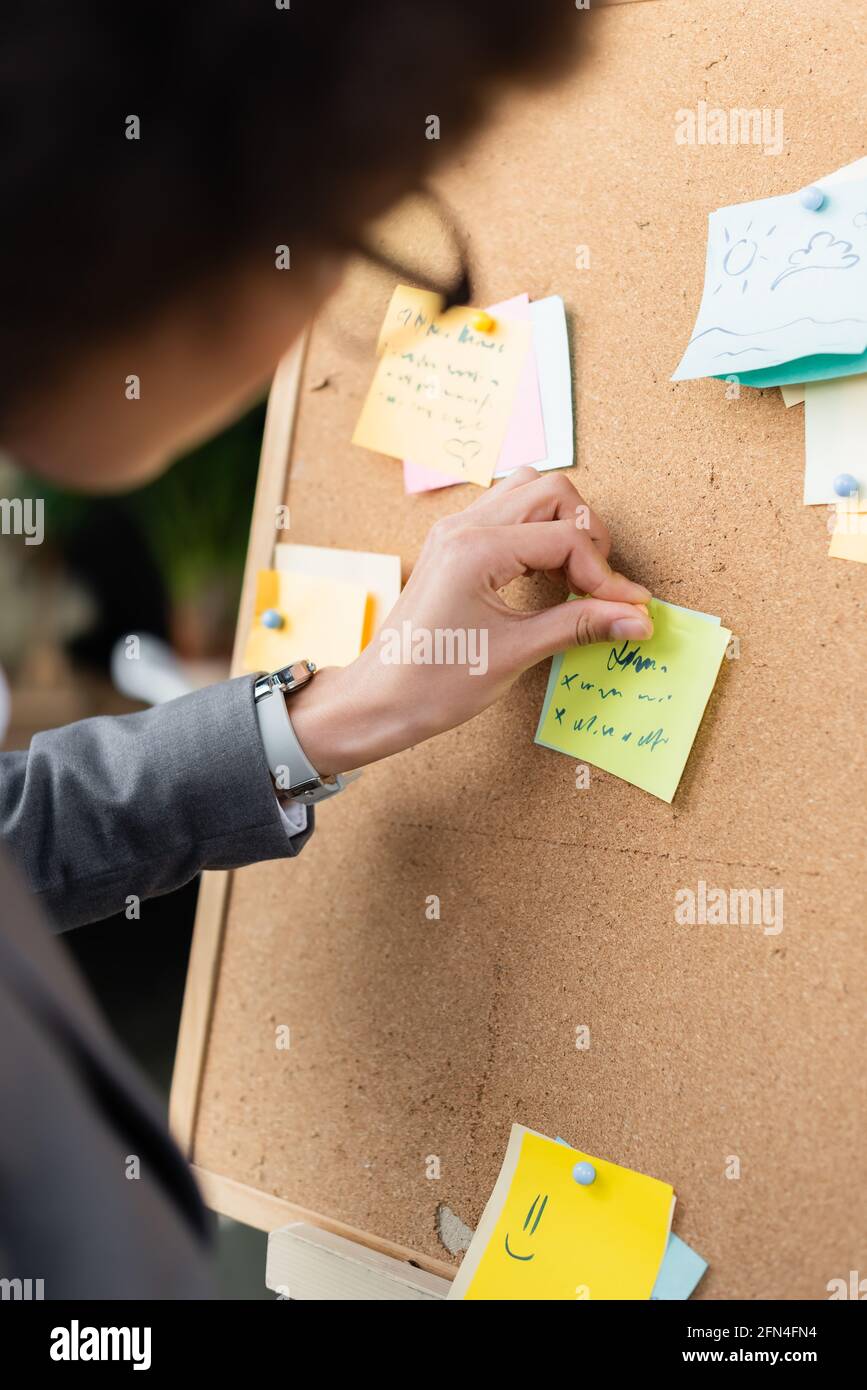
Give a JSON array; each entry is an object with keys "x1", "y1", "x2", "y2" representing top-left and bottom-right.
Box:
[{"x1": 131, "y1": 402, "x2": 265, "y2": 604}]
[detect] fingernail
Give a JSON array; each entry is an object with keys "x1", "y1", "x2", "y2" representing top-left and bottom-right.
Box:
[{"x1": 610, "y1": 617, "x2": 652, "y2": 639}]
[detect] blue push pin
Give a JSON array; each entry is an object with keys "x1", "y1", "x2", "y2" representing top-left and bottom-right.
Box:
[
  {"x1": 572, "y1": 1161, "x2": 596, "y2": 1186},
  {"x1": 834, "y1": 473, "x2": 860, "y2": 499},
  {"x1": 799, "y1": 185, "x2": 825, "y2": 211},
  {"x1": 261, "y1": 608, "x2": 284, "y2": 630}
]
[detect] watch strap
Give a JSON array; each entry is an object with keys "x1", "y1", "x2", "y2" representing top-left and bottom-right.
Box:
[{"x1": 254, "y1": 666, "x2": 354, "y2": 806}]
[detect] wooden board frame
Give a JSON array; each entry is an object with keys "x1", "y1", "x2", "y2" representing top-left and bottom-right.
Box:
[
  {"x1": 169, "y1": 340, "x2": 301, "y2": 1156},
  {"x1": 168, "y1": 334, "x2": 456, "y2": 1280}
]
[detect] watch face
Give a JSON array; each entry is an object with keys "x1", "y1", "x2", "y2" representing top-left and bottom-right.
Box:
[{"x1": 276, "y1": 660, "x2": 315, "y2": 689}]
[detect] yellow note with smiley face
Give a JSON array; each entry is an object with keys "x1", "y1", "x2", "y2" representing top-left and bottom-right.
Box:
[{"x1": 448, "y1": 1126, "x2": 674, "y2": 1300}]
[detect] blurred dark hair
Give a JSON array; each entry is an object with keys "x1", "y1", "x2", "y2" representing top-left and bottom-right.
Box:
[{"x1": 0, "y1": 1, "x2": 583, "y2": 417}]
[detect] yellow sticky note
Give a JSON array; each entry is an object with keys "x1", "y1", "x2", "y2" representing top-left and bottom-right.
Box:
[
  {"x1": 780, "y1": 383, "x2": 805, "y2": 407},
  {"x1": 273, "y1": 543, "x2": 401, "y2": 646},
  {"x1": 535, "y1": 598, "x2": 731, "y2": 803},
  {"x1": 448, "y1": 1126, "x2": 674, "y2": 1301},
  {"x1": 352, "y1": 284, "x2": 530, "y2": 487},
  {"x1": 829, "y1": 502, "x2": 867, "y2": 564},
  {"x1": 242, "y1": 569, "x2": 369, "y2": 673}
]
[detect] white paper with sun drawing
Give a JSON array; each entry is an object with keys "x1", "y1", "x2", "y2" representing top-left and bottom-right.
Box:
[{"x1": 673, "y1": 177, "x2": 867, "y2": 382}]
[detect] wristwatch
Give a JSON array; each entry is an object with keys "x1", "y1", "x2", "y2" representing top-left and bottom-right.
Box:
[{"x1": 253, "y1": 660, "x2": 357, "y2": 806}]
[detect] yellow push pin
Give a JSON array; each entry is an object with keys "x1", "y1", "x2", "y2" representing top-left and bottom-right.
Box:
[{"x1": 471, "y1": 310, "x2": 496, "y2": 334}]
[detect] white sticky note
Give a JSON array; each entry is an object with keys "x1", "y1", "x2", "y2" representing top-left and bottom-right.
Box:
[
  {"x1": 803, "y1": 375, "x2": 867, "y2": 504},
  {"x1": 673, "y1": 175, "x2": 867, "y2": 383},
  {"x1": 778, "y1": 160, "x2": 867, "y2": 406},
  {"x1": 816, "y1": 154, "x2": 867, "y2": 190},
  {"x1": 528, "y1": 295, "x2": 574, "y2": 474}
]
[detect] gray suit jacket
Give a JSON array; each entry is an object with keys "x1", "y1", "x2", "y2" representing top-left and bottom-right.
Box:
[{"x1": 0, "y1": 675, "x2": 313, "y2": 1297}]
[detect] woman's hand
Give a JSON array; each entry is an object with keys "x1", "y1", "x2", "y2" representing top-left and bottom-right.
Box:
[{"x1": 289, "y1": 467, "x2": 652, "y2": 774}]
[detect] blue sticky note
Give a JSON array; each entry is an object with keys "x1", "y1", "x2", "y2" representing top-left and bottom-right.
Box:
[
  {"x1": 673, "y1": 176, "x2": 867, "y2": 384},
  {"x1": 554, "y1": 1138, "x2": 707, "y2": 1299},
  {"x1": 651, "y1": 1233, "x2": 708, "y2": 1301},
  {"x1": 714, "y1": 347, "x2": 867, "y2": 389}
]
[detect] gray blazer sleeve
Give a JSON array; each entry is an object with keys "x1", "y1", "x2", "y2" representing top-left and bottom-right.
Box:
[{"x1": 0, "y1": 675, "x2": 313, "y2": 930}]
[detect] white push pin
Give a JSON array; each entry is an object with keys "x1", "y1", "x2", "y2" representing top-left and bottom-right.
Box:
[
  {"x1": 834, "y1": 473, "x2": 859, "y2": 499},
  {"x1": 572, "y1": 1160, "x2": 596, "y2": 1186},
  {"x1": 799, "y1": 185, "x2": 825, "y2": 211}
]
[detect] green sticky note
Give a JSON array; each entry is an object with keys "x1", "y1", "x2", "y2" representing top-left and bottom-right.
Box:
[
  {"x1": 534, "y1": 599, "x2": 731, "y2": 802},
  {"x1": 713, "y1": 348, "x2": 867, "y2": 390}
]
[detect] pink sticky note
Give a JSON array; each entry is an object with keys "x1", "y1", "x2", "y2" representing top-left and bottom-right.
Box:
[
  {"x1": 403, "y1": 293, "x2": 546, "y2": 493},
  {"x1": 403, "y1": 458, "x2": 459, "y2": 493}
]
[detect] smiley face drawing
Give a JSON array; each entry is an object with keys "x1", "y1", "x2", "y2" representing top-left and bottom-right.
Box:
[{"x1": 504, "y1": 1191, "x2": 549, "y2": 1260}]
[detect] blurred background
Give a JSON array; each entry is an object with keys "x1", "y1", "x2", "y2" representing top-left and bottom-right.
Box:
[{"x1": 0, "y1": 401, "x2": 272, "y2": 1297}]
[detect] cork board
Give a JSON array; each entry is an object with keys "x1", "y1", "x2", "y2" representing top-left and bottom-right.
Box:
[{"x1": 171, "y1": 0, "x2": 867, "y2": 1298}]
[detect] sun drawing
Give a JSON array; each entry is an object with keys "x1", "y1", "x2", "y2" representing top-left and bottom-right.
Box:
[{"x1": 714, "y1": 220, "x2": 777, "y2": 295}]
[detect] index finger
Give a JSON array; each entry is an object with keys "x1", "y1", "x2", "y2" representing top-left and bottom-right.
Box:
[
  {"x1": 462, "y1": 469, "x2": 612, "y2": 557},
  {"x1": 473, "y1": 519, "x2": 651, "y2": 604}
]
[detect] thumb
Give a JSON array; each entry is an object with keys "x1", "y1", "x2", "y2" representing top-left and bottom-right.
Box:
[{"x1": 518, "y1": 597, "x2": 654, "y2": 666}]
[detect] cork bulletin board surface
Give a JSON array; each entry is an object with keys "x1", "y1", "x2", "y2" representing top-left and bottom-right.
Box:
[{"x1": 172, "y1": 0, "x2": 867, "y2": 1297}]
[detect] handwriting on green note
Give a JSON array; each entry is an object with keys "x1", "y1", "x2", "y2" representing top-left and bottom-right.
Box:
[{"x1": 535, "y1": 599, "x2": 731, "y2": 802}]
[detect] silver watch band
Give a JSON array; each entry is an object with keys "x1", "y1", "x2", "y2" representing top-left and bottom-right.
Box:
[{"x1": 253, "y1": 661, "x2": 356, "y2": 806}]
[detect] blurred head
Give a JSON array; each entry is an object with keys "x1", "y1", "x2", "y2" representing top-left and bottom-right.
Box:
[{"x1": 0, "y1": 0, "x2": 583, "y2": 490}]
